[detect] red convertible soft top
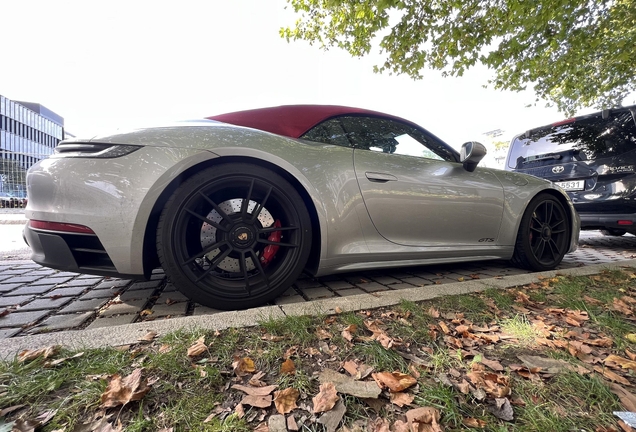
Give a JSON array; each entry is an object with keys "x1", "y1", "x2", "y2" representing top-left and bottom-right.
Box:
[{"x1": 207, "y1": 105, "x2": 414, "y2": 139}]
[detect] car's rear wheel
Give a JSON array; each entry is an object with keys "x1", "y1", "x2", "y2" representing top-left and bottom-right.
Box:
[
  {"x1": 157, "y1": 163, "x2": 312, "y2": 310},
  {"x1": 599, "y1": 228, "x2": 627, "y2": 236},
  {"x1": 511, "y1": 194, "x2": 570, "y2": 271}
]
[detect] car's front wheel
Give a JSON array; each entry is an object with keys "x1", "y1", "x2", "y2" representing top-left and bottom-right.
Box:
[
  {"x1": 157, "y1": 163, "x2": 312, "y2": 310},
  {"x1": 511, "y1": 193, "x2": 571, "y2": 271}
]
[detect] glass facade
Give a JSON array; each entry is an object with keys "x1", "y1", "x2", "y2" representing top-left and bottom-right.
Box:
[{"x1": 0, "y1": 94, "x2": 64, "y2": 198}]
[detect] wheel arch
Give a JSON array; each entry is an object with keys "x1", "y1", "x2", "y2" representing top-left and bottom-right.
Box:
[{"x1": 141, "y1": 155, "x2": 323, "y2": 278}]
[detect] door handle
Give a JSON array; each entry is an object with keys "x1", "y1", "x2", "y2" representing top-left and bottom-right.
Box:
[{"x1": 365, "y1": 172, "x2": 398, "y2": 182}]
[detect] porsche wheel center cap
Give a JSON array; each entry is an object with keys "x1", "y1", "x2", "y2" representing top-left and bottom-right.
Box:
[
  {"x1": 230, "y1": 225, "x2": 255, "y2": 248},
  {"x1": 541, "y1": 225, "x2": 552, "y2": 239}
]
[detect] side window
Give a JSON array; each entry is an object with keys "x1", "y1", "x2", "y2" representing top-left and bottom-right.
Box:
[
  {"x1": 300, "y1": 118, "x2": 352, "y2": 147},
  {"x1": 301, "y1": 115, "x2": 456, "y2": 161},
  {"x1": 339, "y1": 116, "x2": 449, "y2": 161}
]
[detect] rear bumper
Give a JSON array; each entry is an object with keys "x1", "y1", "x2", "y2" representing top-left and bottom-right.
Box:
[
  {"x1": 24, "y1": 223, "x2": 142, "y2": 279},
  {"x1": 578, "y1": 213, "x2": 636, "y2": 230}
]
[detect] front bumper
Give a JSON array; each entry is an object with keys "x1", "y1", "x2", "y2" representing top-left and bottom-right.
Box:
[{"x1": 23, "y1": 222, "x2": 142, "y2": 278}]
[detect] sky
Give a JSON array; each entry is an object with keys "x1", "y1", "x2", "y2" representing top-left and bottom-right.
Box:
[{"x1": 3, "y1": 0, "x2": 634, "y2": 166}]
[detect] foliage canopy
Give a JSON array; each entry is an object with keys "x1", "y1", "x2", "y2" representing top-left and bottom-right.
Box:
[{"x1": 281, "y1": 0, "x2": 636, "y2": 115}]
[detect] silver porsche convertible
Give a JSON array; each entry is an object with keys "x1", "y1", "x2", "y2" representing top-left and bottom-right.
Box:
[{"x1": 24, "y1": 105, "x2": 579, "y2": 310}]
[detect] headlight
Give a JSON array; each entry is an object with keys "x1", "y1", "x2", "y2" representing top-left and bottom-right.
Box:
[{"x1": 52, "y1": 143, "x2": 142, "y2": 158}]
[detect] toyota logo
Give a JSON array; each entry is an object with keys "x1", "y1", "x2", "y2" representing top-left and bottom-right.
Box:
[{"x1": 552, "y1": 166, "x2": 565, "y2": 174}]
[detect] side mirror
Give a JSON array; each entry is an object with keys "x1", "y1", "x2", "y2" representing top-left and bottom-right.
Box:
[{"x1": 460, "y1": 141, "x2": 487, "y2": 172}]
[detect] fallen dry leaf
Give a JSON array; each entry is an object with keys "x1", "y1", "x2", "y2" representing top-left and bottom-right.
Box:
[
  {"x1": 594, "y1": 366, "x2": 631, "y2": 386},
  {"x1": 372, "y1": 371, "x2": 417, "y2": 392},
  {"x1": 18, "y1": 346, "x2": 59, "y2": 363},
  {"x1": 343, "y1": 360, "x2": 359, "y2": 377},
  {"x1": 479, "y1": 357, "x2": 504, "y2": 372},
  {"x1": 392, "y1": 420, "x2": 410, "y2": 432},
  {"x1": 316, "y1": 328, "x2": 333, "y2": 340},
  {"x1": 287, "y1": 415, "x2": 299, "y2": 431},
  {"x1": 0, "y1": 404, "x2": 25, "y2": 417},
  {"x1": 281, "y1": 358, "x2": 296, "y2": 375},
  {"x1": 44, "y1": 351, "x2": 84, "y2": 367},
  {"x1": 203, "y1": 406, "x2": 227, "y2": 423},
  {"x1": 100, "y1": 368, "x2": 151, "y2": 408},
  {"x1": 613, "y1": 298, "x2": 633, "y2": 315},
  {"x1": 405, "y1": 406, "x2": 442, "y2": 432},
  {"x1": 231, "y1": 384, "x2": 277, "y2": 396},
  {"x1": 605, "y1": 354, "x2": 636, "y2": 371},
  {"x1": 248, "y1": 371, "x2": 267, "y2": 387},
  {"x1": 368, "y1": 417, "x2": 391, "y2": 432},
  {"x1": 463, "y1": 417, "x2": 487, "y2": 428},
  {"x1": 240, "y1": 394, "x2": 272, "y2": 408},
  {"x1": 610, "y1": 383, "x2": 636, "y2": 412},
  {"x1": 390, "y1": 392, "x2": 415, "y2": 407},
  {"x1": 138, "y1": 331, "x2": 157, "y2": 342},
  {"x1": 364, "y1": 320, "x2": 396, "y2": 349},
  {"x1": 186, "y1": 337, "x2": 206, "y2": 357},
  {"x1": 273, "y1": 387, "x2": 299, "y2": 414},
  {"x1": 342, "y1": 324, "x2": 357, "y2": 342},
  {"x1": 234, "y1": 403, "x2": 245, "y2": 418},
  {"x1": 158, "y1": 344, "x2": 172, "y2": 354},
  {"x1": 72, "y1": 417, "x2": 122, "y2": 432},
  {"x1": 253, "y1": 422, "x2": 269, "y2": 432},
  {"x1": 313, "y1": 382, "x2": 339, "y2": 413},
  {"x1": 438, "y1": 321, "x2": 451, "y2": 335},
  {"x1": 232, "y1": 357, "x2": 256, "y2": 376},
  {"x1": 488, "y1": 397, "x2": 514, "y2": 421}
]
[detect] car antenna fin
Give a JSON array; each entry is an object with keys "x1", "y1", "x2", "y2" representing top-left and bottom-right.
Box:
[{"x1": 602, "y1": 109, "x2": 610, "y2": 120}]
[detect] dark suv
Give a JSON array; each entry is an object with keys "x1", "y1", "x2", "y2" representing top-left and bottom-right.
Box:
[{"x1": 505, "y1": 105, "x2": 636, "y2": 236}]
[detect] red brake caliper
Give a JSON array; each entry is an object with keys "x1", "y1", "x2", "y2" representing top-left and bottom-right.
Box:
[{"x1": 260, "y1": 220, "x2": 282, "y2": 266}]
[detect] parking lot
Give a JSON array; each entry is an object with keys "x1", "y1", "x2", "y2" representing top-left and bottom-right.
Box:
[{"x1": 0, "y1": 228, "x2": 635, "y2": 339}]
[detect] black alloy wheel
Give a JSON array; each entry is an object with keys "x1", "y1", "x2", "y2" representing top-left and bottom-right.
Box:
[
  {"x1": 511, "y1": 194, "x2": 570, "y2": 271},
  {"x1": 157, "y1": 163, "x2": 312, "y2": 310}
]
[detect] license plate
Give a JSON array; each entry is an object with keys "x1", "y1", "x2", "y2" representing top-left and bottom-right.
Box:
[{"x1": 554, "y1": 180, "x2": 585, "y2": 191}]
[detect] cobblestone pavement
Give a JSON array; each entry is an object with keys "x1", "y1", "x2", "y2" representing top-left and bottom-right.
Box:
[{"x1": 1, "y1": 231, "x2": 635, "y2": 338}]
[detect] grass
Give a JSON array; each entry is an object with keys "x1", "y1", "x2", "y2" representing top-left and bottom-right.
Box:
[
  {"x1": 500, "y1": 314, "x2": 540, "y2": 344},
  {"x1": 2, "y1": 269, "x2": 636, "y2": 431}
]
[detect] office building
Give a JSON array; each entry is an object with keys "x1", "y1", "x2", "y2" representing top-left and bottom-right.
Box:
[{"x1": 0, "y1": 94, "x2": 65, "y2": 196}]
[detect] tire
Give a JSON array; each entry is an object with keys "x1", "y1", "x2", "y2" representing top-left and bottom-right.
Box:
[
  {"x1": 511, "y1": 193, "x2": 571, "y2": 271},
  {"x1": 157, "y1": 163, "x2": 312, "y2": 310},
  {"x1": 599, "y1": 228, "x2": 627, "y2": 236}
]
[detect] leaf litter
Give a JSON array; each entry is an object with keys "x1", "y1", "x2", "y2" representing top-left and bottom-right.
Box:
[{"x1": 3, "y1": 269, "x2": 636, "y2": 430}]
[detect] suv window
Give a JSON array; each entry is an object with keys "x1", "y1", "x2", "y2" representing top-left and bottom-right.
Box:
[
  {"x1": 508, "y1": 110, "x2": 636, "y2": 169},
  {"x1": 302, "y1": 116, "x2": 456, "y2": 161}
]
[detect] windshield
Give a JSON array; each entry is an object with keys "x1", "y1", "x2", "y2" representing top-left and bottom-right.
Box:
[{"x1": 508, "y1": 110, "x2": 636, "y2": 169}]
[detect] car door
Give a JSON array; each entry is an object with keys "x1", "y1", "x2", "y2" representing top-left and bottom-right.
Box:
[{"x1": 341, "y1": 116, "x2": 505, "y2": 247}]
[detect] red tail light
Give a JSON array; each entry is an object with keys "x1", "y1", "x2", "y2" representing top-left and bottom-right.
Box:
[{"x1": 617, "y1": 220, "x2": 633, "y2": 226}]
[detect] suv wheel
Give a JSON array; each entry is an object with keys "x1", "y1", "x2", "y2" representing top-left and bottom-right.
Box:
[{"x1": 599, "y1": 228, "x2": 626, "y2": 236}]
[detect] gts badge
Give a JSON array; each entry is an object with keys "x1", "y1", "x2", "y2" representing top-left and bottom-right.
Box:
[{"x1": 478, "y1": 238, "x2": 495, "y2": 242}]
